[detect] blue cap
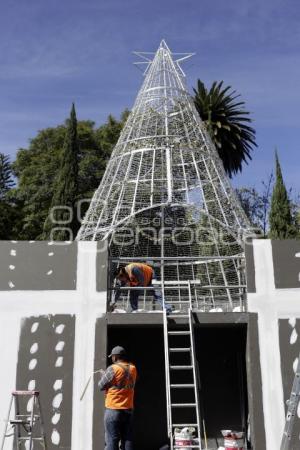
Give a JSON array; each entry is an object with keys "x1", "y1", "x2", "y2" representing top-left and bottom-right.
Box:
[{"x1": 108, "y1": 346, "x2": 126, "y2": 357}]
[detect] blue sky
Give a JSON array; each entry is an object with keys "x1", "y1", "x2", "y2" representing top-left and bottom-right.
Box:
[{"x1": 1, "y1": 0, "x2": 300, "y2": 192}]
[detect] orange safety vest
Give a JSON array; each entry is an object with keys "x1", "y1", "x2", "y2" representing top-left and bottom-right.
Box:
[
  {"x1": 125, "y1": 263, "x2": 153, "y2": 287},
  {"x1": 105, "y1": 362, "x2": 137, "y2": 410}
]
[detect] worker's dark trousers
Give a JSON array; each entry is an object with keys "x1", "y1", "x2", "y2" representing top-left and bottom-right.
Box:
[
  {"x1": 104, "y1": 408, "x2": 133, "y2": 450},
  {"x1": 129, "y1": 277, "x2": 172, "y2": 313}
]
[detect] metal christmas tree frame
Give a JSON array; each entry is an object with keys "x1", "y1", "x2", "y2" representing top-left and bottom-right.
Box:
[{"x1": 77, "y1": 40, "x2": 252, "y2": 311}]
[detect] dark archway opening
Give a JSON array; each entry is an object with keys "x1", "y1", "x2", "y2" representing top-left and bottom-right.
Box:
[
  {"x1": 196, "y1": 326, "x2": 248, "y2": 446},
  {"x1": 107, "y1": 325, "x2": 168, "y2": 449},
  {"x1": 107, "y1": 323, "x2": 248, "y2": 449}
]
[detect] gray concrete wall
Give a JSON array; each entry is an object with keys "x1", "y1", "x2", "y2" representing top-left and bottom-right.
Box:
[
  {"x1": 279, "y1": 319, "x2": 300, "y2": 450},
  {"x1": 0, "y1": 241, "x2": 77, "y2": 290},
  {"x1": 16, "y1": 315, "x2": 75, "y2": 449},
  {"x1": 0, "y1": 241, "x2": 108, "y2": 450},
  {"x1": 246, "y1": 239, "x2": 300, "y2": 450}
]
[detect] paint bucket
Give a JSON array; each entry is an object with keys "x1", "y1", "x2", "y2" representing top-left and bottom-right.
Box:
[
  {"x1": 221, "y1": 430, "x2": 244, "y2": 450},
  {"x1": 224, "y1": 438, "x2": 244, "y2": 450},
  {"x1": 192, "y1": 438, "x2": 214, "y2": 449},
  {"x1": 174, "y1": 427, "x2": 195, "y2": 448}
]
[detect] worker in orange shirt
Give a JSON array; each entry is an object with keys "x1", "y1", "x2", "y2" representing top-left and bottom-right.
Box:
[
  {"x1": 113, "y1": 262, "x2": 172, "y2": 313},
  {"x1": 98, "y1": 346, "x2": 137, "y2": 450}
]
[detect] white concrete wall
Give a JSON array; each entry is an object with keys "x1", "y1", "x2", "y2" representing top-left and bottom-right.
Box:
[
  {"x1": 0, "y1": 242, "x2": 107, "y2": 450},
  {"x1": 248, "y1": 239, "x2": 300, "y2": 450}
]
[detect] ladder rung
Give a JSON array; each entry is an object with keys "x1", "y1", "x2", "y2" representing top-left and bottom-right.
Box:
[
  {"x1": 171, "y1": 384, "x2": 195, "y2": 388},
  {"x1": 10, "y1": 420, "x2": 31, "y2": 425},
  {"x1": 17, "y1": 437, "x2": 45, "y2": 441},
  {"x1": 18, "y1": 436, "x2": 45, "y2": 442},
  {"x1": 173, "y1": 424, "x2": 198, "y2": 427},
  {"x1": 168, "y1": 331, "x2": 190, "y2": 335},
  {"x1": 14, "y1": 415, "x2": 40, "y2": 418},
  {"x1": 171, "y1": 314, "x2": 189, "y2": 318},
  {"x1": 12, "y1": 390, "x2": 39, "y2": 396},
  {"x1": 170, "y1": 365, "x2": 193, "y2": 370},
  {"x1": 170, "y1": 348, "x2": 190, "y2": 352},
  {"x1": 169, "y1": 301, "x2": 190, "y2": 304},
  {"x1": 174, "y1": 446, "x2": 200, "y2": 449},
  {"x1": 172, "y1": 403, "x2": 197, "y2": 408}
]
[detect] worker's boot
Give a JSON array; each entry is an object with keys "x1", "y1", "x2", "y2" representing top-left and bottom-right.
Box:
[{"x1": 108, "y1": 301, "x2": 117, "y2": 312}]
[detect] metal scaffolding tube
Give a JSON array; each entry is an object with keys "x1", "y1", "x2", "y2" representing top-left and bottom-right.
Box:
[{"x1": 110, "y1": 255, "x2": 244, "y2": 261}]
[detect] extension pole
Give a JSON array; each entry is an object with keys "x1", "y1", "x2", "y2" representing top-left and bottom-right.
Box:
[
  {"x1": 203, "y1": 419, "x2": 208, "y2": 450},
  {"x1": 80, "y1": 369, "x2": 104, "y2": 401}
]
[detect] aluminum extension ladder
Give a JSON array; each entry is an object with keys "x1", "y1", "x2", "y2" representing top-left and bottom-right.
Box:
[
  {"x1": 1, "y1": 390, "x2": 47, "y2": 450},
  {"x1": 280, "y1": 353, "x2": 300, "y2": 450},
  {"x1": 163, "y1": 281, "x2": 202, "y2": 450}
]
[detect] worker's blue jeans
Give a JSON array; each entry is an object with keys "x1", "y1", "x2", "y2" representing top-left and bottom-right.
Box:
[
  {"x1": 104, "y1": 408, "x2": 133, "y2": 450},
  {"x1": 129, "y1": 277, "x2": 172, "y2": 313}
]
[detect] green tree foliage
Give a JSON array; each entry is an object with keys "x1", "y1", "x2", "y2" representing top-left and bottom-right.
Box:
[
  {"x1": 236, "y1": 173, "x2": 274, "y2": 237},
  {"x1": 290, "y1": 195, "x2": 300, "y2": 237},
  {"x1": 0, "y1": 201, "x2": 22, "y2": 239},
  {"x1": 0, "y1": 153, "x2": 23, "y2": 239},
  {"x1": 12, "y1": 126, "x2": 66, "y2": 238},
  {"x1": 295, "y1": 210, "x2": 300, "y2": 235},
  {"x1": 193, "y1": 80, "x2": 257, "y2": 178},
  {"x1": 96, "y1": 110, "x2": 129, "y2": 155},
  {"x1": 0, "y1": 153, "x2": 14, "y2": 199},
  {"x1": 11, "y1": 110, "x2": 128, "y2": 239},
  {"x1": 43, "y1": 104, "x2": 79, "y2": 240},
  {"x1": 269, "y1": 151, "x2": 297, "y2": 239}
]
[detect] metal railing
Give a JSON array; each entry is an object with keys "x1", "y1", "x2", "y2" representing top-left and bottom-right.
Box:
[{"x1": 107, "y1": 254, "x2": 247, "y2": 313}]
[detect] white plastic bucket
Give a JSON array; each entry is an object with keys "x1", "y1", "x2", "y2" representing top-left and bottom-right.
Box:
[
  {"x1": 174, "y1": 427, "x2": 195, "y2": 448},
  {"x1": 224, "y1": 437, "x2": 244, "y2": 449},
  {"x1": 221, "y1": 430, "x2": 244, "y2": 450}
]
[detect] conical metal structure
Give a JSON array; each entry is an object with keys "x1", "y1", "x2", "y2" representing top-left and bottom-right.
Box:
[{"x1": 77, "y1": 40, "x2": 251, "y2": 310}]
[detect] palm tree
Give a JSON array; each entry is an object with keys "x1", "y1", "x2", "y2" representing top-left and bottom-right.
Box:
[{"x1": 193, "y1": 80, "x2": 257, "y2": 178}]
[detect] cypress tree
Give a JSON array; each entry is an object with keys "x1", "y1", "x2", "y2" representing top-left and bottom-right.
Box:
[
  {"x1": 269, "y1": 151, "x2": 296, "y2": 239},
  {"x1": 43, "y1": 103, "x2": 79, "y2": 240},
  {"x1": 0, "y1": 153, "x2": 14, "y2": 199},
  {"x1": 0, "y1": 153, "x2": 19, "y2": 239}
]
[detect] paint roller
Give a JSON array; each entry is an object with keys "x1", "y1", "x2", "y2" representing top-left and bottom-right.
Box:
[
  {"x1": 203, "y1": 419, "x2": 208, "y2": 450},
  {"x1": 80, "y1": 369, "x2": 105, "y2": 401}
]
